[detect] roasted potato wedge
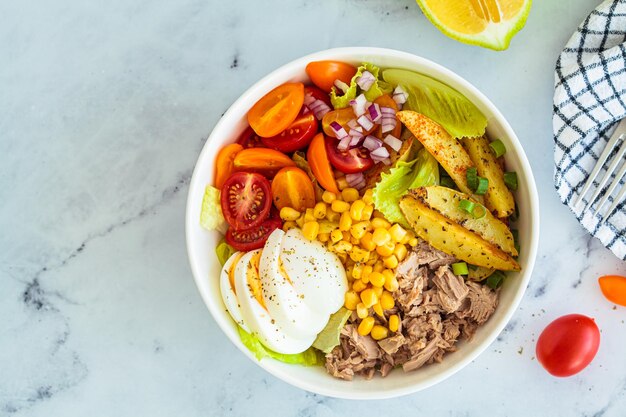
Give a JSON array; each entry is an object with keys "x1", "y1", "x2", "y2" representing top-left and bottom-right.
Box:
[
  {"x1": 409, "y1": 186, "x2": 518, "y2": 256},
  {"x1": 399, "y1": 195, "x2": 521, "y2": 271},
  {"x1": 396, "y1": 110, "x2": 480, "y2": 200},
  {"x1": 461, "y1": 136, "x2": 515, "y2": 218},
  {"x1": 467, "y1": 266, "x2": 495, "y2": 281}
]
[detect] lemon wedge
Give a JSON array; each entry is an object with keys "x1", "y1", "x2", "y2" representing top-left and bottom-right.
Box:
[{"x1": 416, "y1": 0, "x2": 532, "y2": 51}]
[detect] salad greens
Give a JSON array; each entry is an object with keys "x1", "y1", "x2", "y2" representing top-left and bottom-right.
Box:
[
  {"x1": 372, "y1": 148, "x2": 440, "y2": 229},
  {"x1": 312, "y1": 308, "x2": 352, "y2": 353},
  {"x1": 330, "y1": 63, "x2": 392, "y2": 109},
  {"x1": 238, "y1": 326, "x2": 324, "y2": 366},
  {"x1": 200, "y1": 185, "x2": 227, "y2": 234},
  {"x1": 216, "y1": 239, "x2": 236, "y2": 266},
  {"x1": 382, "y1": 68, "x2": 487, "y2": 139}
]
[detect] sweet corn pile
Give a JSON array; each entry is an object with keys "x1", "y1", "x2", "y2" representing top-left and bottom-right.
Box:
[{"x1": 279, "y1": 187, "x2": 418, "y2": 340}]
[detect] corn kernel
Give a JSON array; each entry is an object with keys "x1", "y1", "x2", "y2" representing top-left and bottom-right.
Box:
[
  {"x1": 361, "y1": 265, "x2": 373, "y2": 282},
  {"x1": 383, "y1": 255, "x2": 398, "y2": 269},
  {"x1": 326, "y1": 209, "x2": 340, "y2": 222},
  {"x1": 350, "y1": 200, "x2": 366, "y2": 221},
  {"x1": 313, "y1": 202, "x2": 327, "y2": 219},
  {"x1": 350, "y1": 246, "x2": 370, "y2": 263},
  {"x1": 350, "y1": 222, "x2": 369, "y2": 240},
  {"x1": 362, "y1": 189, "x2": 374, "y2": 204},
  {"x1": 394, "y1": 243, "x2": 408, "y2": 262},
  {"x1": 334, "y1": 240, "x2": 353, "y2": 254},
  {"x1": 361, "y1": 204, "x2": 374, "y2": 221},
  {"x1": 380, "y1": 291, "x2": 395, "y2": 310},
  {"x1": 282, "y1": 221, "x2": 297, "y2": 231},
  {"x1": 336, "y1": 252, "x2": 348, "y2": 263},
  {"x1": 322, "y1": 191, "x2": 337, "y2": 204},
  {"x1": 382, "y1": 269, "x2": 395, "y2": 282},
  {"x1": 372, "y1": 210, "x2": 386, "y2": 219},
  {"x1": 304, "y1": 208, "x2": 316, "y2": 223},
  {"x1": 373, "y1": 286, "x2": 383, "y2": 298},
  {"x1": 302, "y1": 221, "x2": 319, "y2": 240},
  {"x1": 330, "y1": 229, "x2": 343, "y2": 243},
  {"x1": 372, "y1": 217, "x2": 391, "y2": 229},
  {"x1": 369, "y1": 271, "x2": 386, "y2": 287},
  {"x1": 280, "y1": 207, "x2": 301, "y2": 221},
  {"x1": 366, "y1": 252, "x2": 379, "y2": 265},
  {"x1": 350, "y1": 236, "x2": 359, "y2": 245},
  {"x1": 409, "y1": 238, "x2": 418, "y2": 247},
  {"x1": 376, "y1": 240, "x2": 395, "y2": 257},
  {"x1": 295, "y1": 215, "x2": 305, "y2": 228},
  {"x1": 356, "y1": 303, "x2": 369, "y2": 319},
  {"x1": 389, "y1": 314, "x2": 399, "y2": 332},
  {"x1": 371, "y1": 325, "x2": 389, "y2": 340},
  {"x1": 331, "y1": 200, "x2": 350, "y2": 213},
  {"x1": 339, "y1": 211, "x2": 352, "y2": 231},
  {"x1": 357, "y1": 316, "x2": 375, "y2": 336},
  {"x1": 317, "y1": 232, "x2": 329, "y2": 243},
  {"x1": 336, "y1": 177, "x2": 349, "y2": 190},
  {"x1": 384, "y1": 275, "x2": 399, "y2": 292},
  {"x1": 372, "y1": 302, "x2": 384, "y2": 317},
  {"x1": 352, "y1": 264, "x2": 364, "y2": 280},
  {"x1": 400, "y1": 234, "x2": 411, "y2": 245},
  {"x1": 344, "y1": 291, "x2": 360, "y2": 310},
  {"x1": 352, "y1": 279, "x2": 367, "y2": 292},
  {"x1": 389, "y1": 224, "x2": 407, "y2": 242},
  {"x1": 360, "y1": 232, "x2": 377, "y2": 251},
  {"x1": 372, "y1": 228, "x2": 391, "y2": 246},
  {"x1": 342, "y1": 231, "x2": 351, "y2": 241},
  {"x1": 345, "y1": 265, "x2": 353, "y2": 279},
  {"x1": 373, "y1": 260, "x2": 385, "y2": 273},
  {"x1": 360, "y1": 288, "x2": 378, "y2": 308},
  {"x1": 341, "y1": 187, "x2": 359, "y2": 202}
]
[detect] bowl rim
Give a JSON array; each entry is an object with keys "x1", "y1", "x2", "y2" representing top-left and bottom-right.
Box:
[{"x1": 185, "y1": 46, "x2": 540, "y2": 399}]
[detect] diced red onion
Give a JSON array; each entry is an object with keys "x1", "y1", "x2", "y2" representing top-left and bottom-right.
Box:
[
  {"x1": 392, "y1": 85, "x2": 409, "y2": 105},
  {"x1": 330, "y1": 121, "x2": 348, "y2": 139},
  {"x1": 304, "y1": 94, "x2": 331, "y2": 120},
  {"x1": 384, "y1": 134, "x2": 402, "y2": 152},
  {"x1": 357, "y1": 115, "x2": 374, "y2": 131},
  {"x1": 349, "y1": 128, "x2": 364, "y2": 138},
  {"x1": 346, "y1": 173, "x2": 366, "y2": 190},
  {"x1": 370, "y1": 146, "x2": 390, "y2": 163},
  {"x1": 380, "y1": 106, "x2": 397, "y2": 134},
  {"x1": 347, "y1": 118, "x2": 359, "y2": 130},
  {"x1": 349, "y1": 94, "x2": 368, "y2": 117},
  {"x1": 302, "y1": 106, "x2": 310, "y2": 115},
  {"x1": 356, "y1": 71, "x2": 376, "y2": 91},
  {"x1": 304, "y1": 93, "x2": 315, "y2": 105},
  {"x1": 349, "y1": 135, "x2": 362, "y2": 147},
  {"x1": 363, "y1": 135, "x2": 383, "y2": 151},
  {"x1": 381, "y1": 158, "x2": 391, "y2": 165},
  {"x1": 337, "y1": 136, "x2": 351, "y2": 151},
  {"x1": 334, "y1": 79, "x2": 349, "y2": 94},
  {"x1": 368, "y1": 103, "x2": 382, "y2": 123}
]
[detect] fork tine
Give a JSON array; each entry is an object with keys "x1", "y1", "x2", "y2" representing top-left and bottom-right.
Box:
[
  {"x1": 596, "y1": 159, "x2": 626, "y2": 212},
  {"x1": 603, "y1": 182, "x2": 626, "y2": 222},
  {"x1": 574, "y1": 119, "x2": 626, "y2": 207},
  {"x1": 585, "y1": 139, "x2": 626, "y2": 210}
]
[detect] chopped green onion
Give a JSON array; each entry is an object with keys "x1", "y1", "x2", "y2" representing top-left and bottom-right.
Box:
[
  {"x1": 468, "y1": 264, "x2": 478, "y2": 271},
  {"x1": 504, "y1": 172, "x2": 518, "y2": 191},
  {"x1": 466, "y1": 167, "x2": 478, "y2": 191},
  {"x1": 472, "y1": 203, "x2": 487, "y2": 219},
  {"x1": 440, "y1": 176, "x2": 456, "y2": 189},
  {"x1": 510, "y1": 202, "x2": 520, "y2": 222},
  {"x1": 486, "y1": 271, "x2": 506, "y2": 289},
  {"x1": 459, "y1": 199, "x2": 487, "y2": 219},
  {"x1": 511, "y1": 229, "x2": 520, "y2": 254},
  {"x1": 452, "y1": 262, "x2": 469, "y2": 275},
  {"x1": 489, "y1": 139, "x2": 507, "y2": 158},
  {"x1": 475, "y1": 177, "x2": 489, "y2": 195}
]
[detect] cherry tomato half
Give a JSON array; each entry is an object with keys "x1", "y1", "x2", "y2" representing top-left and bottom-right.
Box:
[
  {"x1": 236, "y1": 126, "x2": 265, "y2": 148},
  {"x1": 214, "y1": 143, "x2": 243, "y2": 189},
  {"x1": 322, "y1": 108, "x2": 376, "y2": 138},
  {"x1": 220, "y1": 172, "x2": 272, "y2": 230},
  {"x1": 598, "y1": 275, "x2": 626, "y2": 306},
  {"x1": 304, "y1": 85, "x2": 332, "y2": 107},
  {"x1": 233, "y1": 148, "x2": 295, "y2": 177},
  {"x1": 260, "y1": 112, "x2": 318, "y2": 153},
  {"x1": 306, "y1": 61, "x2": 357, "y2": 93},
  {"x1": 225, "y1": 217, "x2": 282, "y2": 251},
  {"x1": 247, "y1": 82, "x2": 304, "y2": 138},
  {"x1": 324, "y1": 136, "x2": 374, "y2": 174},
  {"x1": 307, "y1": 133, "x2": 339, "y2": 194},
  {"x1": 536, "y1": 314, "x2": 600, "y2": 377},
  {"x1": 271, "y1": 167, "x2": 316, "y2": 211}
]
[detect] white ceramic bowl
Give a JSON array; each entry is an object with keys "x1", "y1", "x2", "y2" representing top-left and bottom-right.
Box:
[{"x1": 185, "y1": 47, "x2": 539, "y2": 399}]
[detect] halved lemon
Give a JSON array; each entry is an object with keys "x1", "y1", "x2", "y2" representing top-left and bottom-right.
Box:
[{"x1": 416, "y1": 0, "x2": 532, "y2": 51}]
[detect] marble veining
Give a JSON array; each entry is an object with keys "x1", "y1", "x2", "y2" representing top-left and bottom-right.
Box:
[{"x1": 2, "y1": 0, "x2": 626, "y2": 416}]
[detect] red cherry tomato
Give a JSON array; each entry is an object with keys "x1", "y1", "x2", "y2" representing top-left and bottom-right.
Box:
[
  {"x1": 225, "y1": 217, "x2": 282, "y2": 251},
  {"x1": 220, "y1": 172, "x2": 272, "y2": 230},
  {"x1": 260, "y1": 112, "x2": 318, "y2": 153},
  {"x1": 304, "y1": 85, "x2": 332, "y2": 107},
  {"x1": 236, "y1": 126, "x2": 265, "y2": 148},
  {"x1": 324, "y1": 135, "x2": 374, "y2": 174},
  {"x1": 536, "y1": 314, "x2": 600, "y2": 377}
]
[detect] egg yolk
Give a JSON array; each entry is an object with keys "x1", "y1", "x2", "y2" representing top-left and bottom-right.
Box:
[{"x1": 246, "y1": 251, "x2": 266, "y2": 309}]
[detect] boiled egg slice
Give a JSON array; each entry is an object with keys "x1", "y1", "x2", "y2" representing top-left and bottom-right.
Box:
[{"x1": 219, "y1": 251, "x2": 249, "y2": 332}]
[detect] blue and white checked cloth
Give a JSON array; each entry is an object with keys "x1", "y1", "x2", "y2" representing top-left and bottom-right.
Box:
[{"x1": 554, "y1": 0, "x2": 626, "y2": 260}]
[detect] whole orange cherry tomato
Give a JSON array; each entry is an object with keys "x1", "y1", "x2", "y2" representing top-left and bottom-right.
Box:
[
  {"x1": 307, "y1": 133, "x2": 339, "y2": 194},
  {"x1": 271, "y1": 167, "x2": 316, "y2": 211},
  {"x1": 306, "y1": 61, "x2": 357, "y2": 93},
  {"x1": 247, "y1": 83, "x2": 304, "y2": 138},
  {"x1": 214, "y1": 143, "x2": 243, "y2": 189},
  {"x1": 233, "y1": 148, "x2": 295, "y2": 177},
  {"x1": 598, "y1": 275, "x2": 626, "y2": 306}
]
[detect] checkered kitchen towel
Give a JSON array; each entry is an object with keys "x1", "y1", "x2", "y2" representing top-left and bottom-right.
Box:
[{"x1": 554, "y1": 0, "x2": 626, "y2": 260}]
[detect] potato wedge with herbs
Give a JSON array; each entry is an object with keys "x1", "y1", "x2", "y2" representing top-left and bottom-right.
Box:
[
  {"x1": 399, "y1": 195, "x2": 521, "y2": 271},
  {"x1": 461, "y1": 136, "x2": 515, "y2": 218},
  {"x1": 468, "y1": 266, "x2": 495, "y2": 282},
  {"x1": 396, "y1": 110, "x2": 480, "y2": 200},
  {"x1": 409, "y1": 186, "x2": 518, "y2": 256}
]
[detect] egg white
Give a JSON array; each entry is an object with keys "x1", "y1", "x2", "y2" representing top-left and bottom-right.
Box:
[{"x1": 219, "y1": 251, "x2": 249, "y2": 332}]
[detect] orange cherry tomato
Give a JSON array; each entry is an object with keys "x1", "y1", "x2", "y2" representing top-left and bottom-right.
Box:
[
  {"x1": 271, "y1": 167, "x2": 316, "y2": 211},
  {"x1": 307, "y1": 133, "x2": 339, "y2": 194},
  {"x1": 322, "y1": 108, "x2": 376, "y2": 138},
  {"x1": 233, "y1": 148, "x2": 295, "y2": 177},
  {"x1": 306, "y1": 61, "x2": 358, "y2": 93},
  {"x1": 374, "y1": 94, "x2": 402, "y2": 139},
  {"x1": 247, "y1": 83, "x2": 305, "y2": 138},
  {"x1": 214, "y1": 143, "x2": 243, "y2": 189},
  {"x1": 598, "y1": 275, "x2": 626, "y2": 306}
]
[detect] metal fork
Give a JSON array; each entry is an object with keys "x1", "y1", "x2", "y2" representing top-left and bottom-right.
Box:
[{"x1": 575, "y1": 118, "x2": 626, "y2": 222}]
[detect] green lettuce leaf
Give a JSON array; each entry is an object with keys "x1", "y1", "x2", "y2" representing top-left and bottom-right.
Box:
[
  {"x1": 200, "y1": 185, "x2": 227, "y2": 234},
  {"x1": 216, "y1": 239, "x2": 236, "y2": 267},
  {"x1": 237, "y1": 326, "x2": 324, "y2": 366},
  {"x1": 372, "y1": 148, "x2": 440, "y2": 228},
  {"x1": 382, "y1": 68, "x2": 487, "y2": 139},
  {"x1": 312, "y1": 308, "x2": 352, "y2": 353},
  {"x1": 330, "y1": 62, "x2": 392, "y2": 109}
]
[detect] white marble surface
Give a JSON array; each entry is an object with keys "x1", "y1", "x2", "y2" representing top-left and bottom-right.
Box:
[{"x1": 2, "y1": 0, "x2": 626, "y2": 415}]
